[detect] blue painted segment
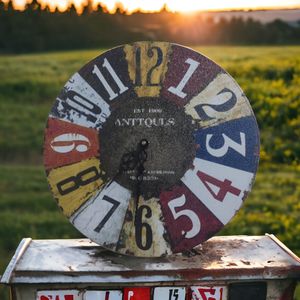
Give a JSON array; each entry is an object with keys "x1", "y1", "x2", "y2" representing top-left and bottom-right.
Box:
[{"x1": 194, "y1": 116, "x2": 259, "y2": 173}]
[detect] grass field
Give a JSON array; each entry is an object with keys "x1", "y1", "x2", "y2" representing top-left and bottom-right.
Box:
[{"x1": 0, "y1": 46, "x2": 299, "y2": 299}]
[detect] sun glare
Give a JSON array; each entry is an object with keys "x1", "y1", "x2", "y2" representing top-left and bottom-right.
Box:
[{"x1": 6, "y1": 0, "x2": 300, "y2": 13}]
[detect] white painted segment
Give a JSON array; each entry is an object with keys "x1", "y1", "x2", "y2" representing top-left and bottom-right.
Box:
[
  {"x1": 185, "y1": 73, "x2": 252, "y2": 128},
  {"x1": 37, "y1": 290, "x2": 81, "y2": 300},
  {"x1": 153, "y1": 287, "x2": 186, "y2": 300},
  {"x1": 84, "y1": 290, "x2": 122, "y2": 300},
  {"x1": 70, "y1": 181, "x2": 131, "y2": 248},
  {"x1": 56, "y1": 72, "x2": 110, "y2": 129},
  {"x1": 191, "y1": 286, "x2": 227, "y2": 300},
  {"x1": 181, "y1": 158, "x2": 254, "y2": 224}
]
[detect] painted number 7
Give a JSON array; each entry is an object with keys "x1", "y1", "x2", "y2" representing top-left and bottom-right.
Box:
[
  {"x1": 94, "y1": 195, "x2": 120, "y2": 233},
  {"x1": 168, "y1": 195, "x2": 201, "y2": 239}
]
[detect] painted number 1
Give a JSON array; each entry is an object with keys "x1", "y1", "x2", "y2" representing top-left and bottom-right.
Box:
[
  {"x1": 93, "y1": 58, "x2": 128, "y2": 101},
  {"x1": 168, "y1": 58, "x2": 200, "y2": 99}
]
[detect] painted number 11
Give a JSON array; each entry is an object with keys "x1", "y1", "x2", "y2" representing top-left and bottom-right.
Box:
[{"x1": 92, "y1": 58, "x2": 128, "y2": 101}]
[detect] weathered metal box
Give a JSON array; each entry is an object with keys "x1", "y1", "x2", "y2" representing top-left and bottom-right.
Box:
[{"x1": 1, "y1": 235, "x2": 299, "y2": 300}]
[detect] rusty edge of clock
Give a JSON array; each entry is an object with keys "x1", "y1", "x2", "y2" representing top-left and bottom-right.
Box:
[{"x1": 1, "y1": 235, "x2": 300, "y2": 284}]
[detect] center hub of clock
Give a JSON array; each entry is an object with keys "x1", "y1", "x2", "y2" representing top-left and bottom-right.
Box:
[{"x1": 99, "y1": 97, "x2": 196, "y2": 199}]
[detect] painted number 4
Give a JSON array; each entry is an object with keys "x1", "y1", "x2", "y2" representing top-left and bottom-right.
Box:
[{"x1": 197, "y1": 171, "x2": 241, "y2": 202}]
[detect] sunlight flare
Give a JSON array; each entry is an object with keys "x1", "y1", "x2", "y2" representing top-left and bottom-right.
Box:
[{"x1": 7, "y1": 0, "x2": 300, "y2": 12}]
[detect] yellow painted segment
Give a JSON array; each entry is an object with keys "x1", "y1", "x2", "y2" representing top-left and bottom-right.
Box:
[
  {"x1": 185, "y1": 72, "x2": 253, "y2": 128},
  {"x1": 47, "y1": 158, "x2": 104, "y2": 218},
  {"x1": 124, "y1": 41, "x2": 171, "y2": 97},
  {"x1": 117, "y1": 196, "x2": 172, "y2": 257}
]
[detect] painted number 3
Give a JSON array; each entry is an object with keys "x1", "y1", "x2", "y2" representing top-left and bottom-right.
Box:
[{"x1": 206, "y1": 132, "x2": 246, "y2": 158}]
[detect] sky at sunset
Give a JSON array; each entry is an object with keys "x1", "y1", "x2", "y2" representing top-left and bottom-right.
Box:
[{"x1": 9, "y1": 0, "x2": 300, "y2": 13}]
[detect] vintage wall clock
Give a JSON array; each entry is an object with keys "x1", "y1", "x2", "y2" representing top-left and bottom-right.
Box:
[{"x1": 44, "y1": 41, "x2": 260, "y2": 257}]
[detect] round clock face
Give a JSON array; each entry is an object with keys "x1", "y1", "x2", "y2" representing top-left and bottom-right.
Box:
[{"x1": 44, "y1": 42, "x2": 260, "y2": 257}]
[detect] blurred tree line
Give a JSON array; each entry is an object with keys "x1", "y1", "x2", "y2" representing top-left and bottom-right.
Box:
[{"x1": 0, "y1": 0, "x2": 300, "y2": 53}]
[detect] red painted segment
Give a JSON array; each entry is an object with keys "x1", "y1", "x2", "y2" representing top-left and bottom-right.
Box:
[
  {"x1": 123, "y1": 287, "x2": 151, "y2": 300},
  {"x1": 160, "y1": 185, "x2": 223, "y2": 253},
  {"x1": 161, "y1": 44, "x2": 222, "y2": 107},
  {"x1": 44, "y1": 118, "x2": 99, "y2": 170}
]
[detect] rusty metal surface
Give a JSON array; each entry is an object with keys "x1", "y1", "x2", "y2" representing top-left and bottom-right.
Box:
[{"x1": 1, "y1": 235, "x2": 300, "y2": 284}]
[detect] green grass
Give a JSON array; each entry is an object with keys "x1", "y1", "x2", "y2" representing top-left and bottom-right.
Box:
[
  {"x1": 0, "y1": 46, "x2": 300, "y2": 299},
  {"x1": 1, "y1": 46, "x2": 300, "y2": 163}
]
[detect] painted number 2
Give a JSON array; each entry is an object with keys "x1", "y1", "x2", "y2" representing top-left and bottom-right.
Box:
[
  {"x1": 195, "y1": 88, "x2": 237, "y2": 121},
  {"x1": 168, "y1": 195, "x2": 201, "y2": 239}
]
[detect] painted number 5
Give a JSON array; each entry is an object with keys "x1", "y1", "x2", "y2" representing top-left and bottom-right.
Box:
[
  {"x1": 206, "y1": 132, "x2": 246, "y2": 157},
  {"x1": 168, "y1": 195, "x2": 201, "y2": 239}
]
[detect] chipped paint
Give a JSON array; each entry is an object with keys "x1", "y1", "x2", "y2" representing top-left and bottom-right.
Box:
[
  {"x1": 51, "y1": 73, "x2": 111, "y2": 130},
  {"x1": 124, "y1": 42, "x2": 171, "y2": 97},
  {"x1": 83, "y1": 290, "x2": 122, "y2": 300},
  {"x1": 70, "y1": 181, "x2": 131, "y2": 250},
  {"x1": 185, "y1": 73, "x2": 253, "y2": 128},
  {"x1": 44, "y1": 118, "x2": 100, "y2": 170},
  {"x1": 47, "y1": 158, "x2": 104, "y2": 217},
  {"x1": 44, "y1": 42, "x2": 260, "y2": 256},
  {"x1": 37, "y1": 290, "x2": 82, "y2": 300},
  {"x1": 181, "y1": 158, "x2": 254, "y2": 225},
  {"x1": 191, "y1": 285, "x2": 227, "y2": 300},
  {"x1": 1, "y1": 236, "x2": 300, "y2": 288},
  {"x1": 117, "y1": 196, "x2": 172, "y2": 257}
]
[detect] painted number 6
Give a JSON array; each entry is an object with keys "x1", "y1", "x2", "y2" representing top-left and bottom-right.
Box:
[{"x1": 168, "y1": 195, "x2": 201, "y2": 239}]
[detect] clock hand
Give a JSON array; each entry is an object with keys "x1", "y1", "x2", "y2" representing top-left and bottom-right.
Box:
[{"x1": 134, "y1": 139, "x2": 149, "y2": 226}]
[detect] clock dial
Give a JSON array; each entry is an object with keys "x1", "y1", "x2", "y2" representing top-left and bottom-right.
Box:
[{"x1": 44, "y1": 41, "x2": 260, "y2": 257}]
